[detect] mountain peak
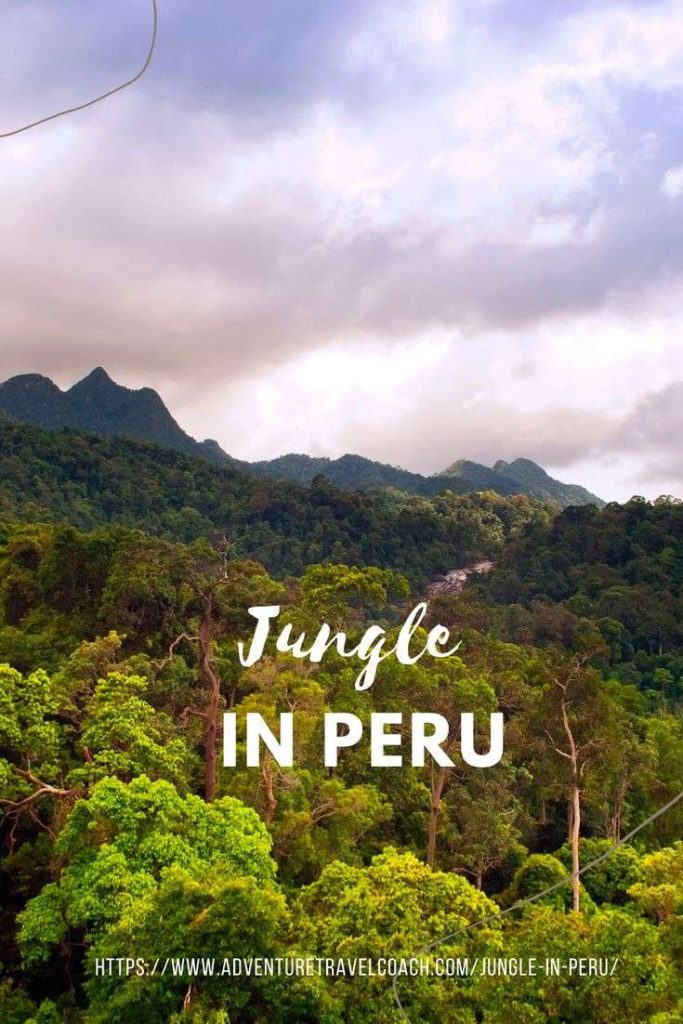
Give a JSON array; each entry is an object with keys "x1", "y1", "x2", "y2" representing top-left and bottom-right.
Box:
[
  {"x1": 440, "y1": 456, "x2": 602, "y2": 506},
  {"x1": 87, "y1": 366, "x2": 112, "y2": 382},
  {"x1": 495, "y1": 457, "x2": 551, "y2": 482},
  {"x1": 0, "y1": 367, "x2": 232, "y2": 467},
  {"x1": 67, "y1": 367, "x2": 120, "y2": 395},
  {"x1": 0, "y1": 372, "x2": 60, "y2": 394},
  {"x1": 0, "y1": 372, "x2": 65, "y2": 427}
]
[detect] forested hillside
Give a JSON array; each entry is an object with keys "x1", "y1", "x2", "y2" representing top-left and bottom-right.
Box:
[
  {"x1": 0, "y1": 369, "x2": 603, "y2": 507},
  {"x1": 0, "y1": 429, "x2": 681, "y2": 1023},
  {"x1": 0, "y1": 421, "x2": 551, "y2": 583},
  {"x1": 434, "y1": 498, "x2": 683, "y2": 700}
]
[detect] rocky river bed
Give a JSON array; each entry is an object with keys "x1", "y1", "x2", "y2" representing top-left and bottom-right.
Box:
[{"x1": 427, "y1": 559, "x2": 495, "y2": 598}]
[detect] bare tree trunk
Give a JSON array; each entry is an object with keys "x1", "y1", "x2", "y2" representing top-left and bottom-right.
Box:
[
  {"x1": 570, "y1": 783, "x2": 581, "y2": 913},
  {"x1": 262, "y1": 752, "x2": 277, "y2": 823},
  {"x1": 560, "y1": 696, "x2": 581, "y2": 913},
  {"x1": 427, "y1": 765, "x2": 447, "y2": 869},
  {"x1": 198, "y1": 594, "x2": 221, "y2": 803}
]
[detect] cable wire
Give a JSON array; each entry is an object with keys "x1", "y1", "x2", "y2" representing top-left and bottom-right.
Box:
[{"x1": 1, "y1": 0, "x2": 157, "y2": 138}]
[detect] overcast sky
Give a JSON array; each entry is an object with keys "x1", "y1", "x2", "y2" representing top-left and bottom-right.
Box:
[{"x1": 1, "y1": 0, "x2": 682, "y2": 501}]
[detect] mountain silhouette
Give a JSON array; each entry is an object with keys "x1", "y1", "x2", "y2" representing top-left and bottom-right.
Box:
[
  {"x1": 0, "y1": 368, "x2": 231, "y2": 466},
  {"x1": 0, "y1": 368, "x2": 603, "y2": 507}
]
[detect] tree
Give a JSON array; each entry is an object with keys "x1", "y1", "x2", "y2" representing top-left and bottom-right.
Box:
[
  {"x1": 628, "y1": 842, "x2": 683, "y2": 924},
  {"x1": 474, "y1": 905, "x2": 682, "y2": 1024},
  {"x1": 535, "y1": 656, "x2": 616, "y2": 911},
  {"x1": 224, "y1": 655, "x2": 391, "y2": 882},
  {"x1": 0, "y1": 664, "x2": 78, "y2": 840},
  {"x1": 557, "y1": 838, "x2": 643, "y2": 906},
  {"x1": 18, "y1": 776, "x2": 277, "y2": 966},
  {"x1": 154, "y1": 547, "x2": 285, "y2": 802},
  {"x1": 294, "y1": 848, "x2": 501, "y2": 1024},
  {"x1": 420, "y1": 667, "x2": 501, "y2": 870},
  {"x1": 87, "y1": 866, "x2": 289, "y2": 1023},
  {"x1": 68, "y1": 672, "x2": 197, "y2": 790},
  {"x1": 505, "y1": 853, "x2": 593, "y2": 912},
  {"x1": 445, "y1": 765, "x2": 529, "y2": 889},
  {"x1": 297, "y1": 563, "x2": 409, "y2": 630}
]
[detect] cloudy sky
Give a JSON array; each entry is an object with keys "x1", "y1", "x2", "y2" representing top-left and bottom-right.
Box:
[{"x1": 1, "y1": 0, "x2": 682, "y2": 501}]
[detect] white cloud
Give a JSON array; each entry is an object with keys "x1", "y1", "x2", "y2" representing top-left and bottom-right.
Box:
[
  {"x1": 662, "y1": 163, "x2": 683, "y2": 197},
  {"x1": 1, "y1": 0, "x2": 683, "y2": 500}
]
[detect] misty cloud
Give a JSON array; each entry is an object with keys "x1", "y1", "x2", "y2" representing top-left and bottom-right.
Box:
[
  {"x1": 1, "y1": 1, "x2": 682, "y2": 499},
  {"x1": 610, "y1": 382, "x2": 683, "y2": 488}
]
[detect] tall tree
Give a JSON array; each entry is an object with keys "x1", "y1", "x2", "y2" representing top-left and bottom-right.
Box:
[{"x1": 536, "y1": 655, "x2": 616, "y2": 911}]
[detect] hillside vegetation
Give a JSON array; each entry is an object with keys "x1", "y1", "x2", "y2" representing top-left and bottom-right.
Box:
[
  {"x1": 0, "y1": 368, "x2": 603, "y2": 507},
  {"x1": 0, "y1": 420, "x2": 552, "y2": 583},
  {"x1": 0, "y1": 425, "x2": 680, "y2": 1024}
]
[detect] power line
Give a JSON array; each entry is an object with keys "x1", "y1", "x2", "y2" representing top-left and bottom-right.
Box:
[{"x1": 0, "y1": 0, "x2": 157, "y2": 138}]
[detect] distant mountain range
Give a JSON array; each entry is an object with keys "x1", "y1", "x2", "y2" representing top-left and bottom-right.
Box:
[
  {"x1": 0, "y1": 368, "x2": 604, "y2": 507},
  {"x1": 244, "y1": 453, "x2": 603, "y2": 507}
]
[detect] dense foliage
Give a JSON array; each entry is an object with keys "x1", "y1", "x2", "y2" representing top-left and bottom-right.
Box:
[
  {"x1": 0, "y1": 422, "x2": 551, "y2": 583},
  {"x1": 463, "y1": 497, "x2": 683, "y2": 700},
  {"x1": 0, "y1": 433, "x2": 680, "y2": 1023}
]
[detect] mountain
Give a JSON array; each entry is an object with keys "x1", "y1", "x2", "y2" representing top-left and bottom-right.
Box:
[
  {"x1": 0, "y1": 368, "x2": 232, "y2": 466},
  {"x1": 248, "y1": 453, "x2": 449, "y2": 494},
  {"x1": 0, "y1": 419, "x2": 555, "y2": 583},
  {"x1": 0, "y1": 368, "x2": 603, "y2": 507},
  {"x1": 491, "y1": 458, "x2": 601, "y2": 507},
  {"x1": 439, "y1": 457, "x2": 601, "y2": 507},
  {"x1": 250, "y1": 453, "x2": 604, "y2": 507}
]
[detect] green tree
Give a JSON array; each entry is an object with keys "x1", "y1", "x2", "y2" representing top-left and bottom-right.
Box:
[
  {"x1": 475, "y1": 905, "x2": 682, "y2": 1024},
  {"x1": 294, "y1": 848, "x2": 501, "y2": 1024},
  {"x1": 19, "y1": 776, "x2": 277, "y2": 966},
  {"x1": 69, "y1": 672, "x2": 197, "y2": 791}
]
